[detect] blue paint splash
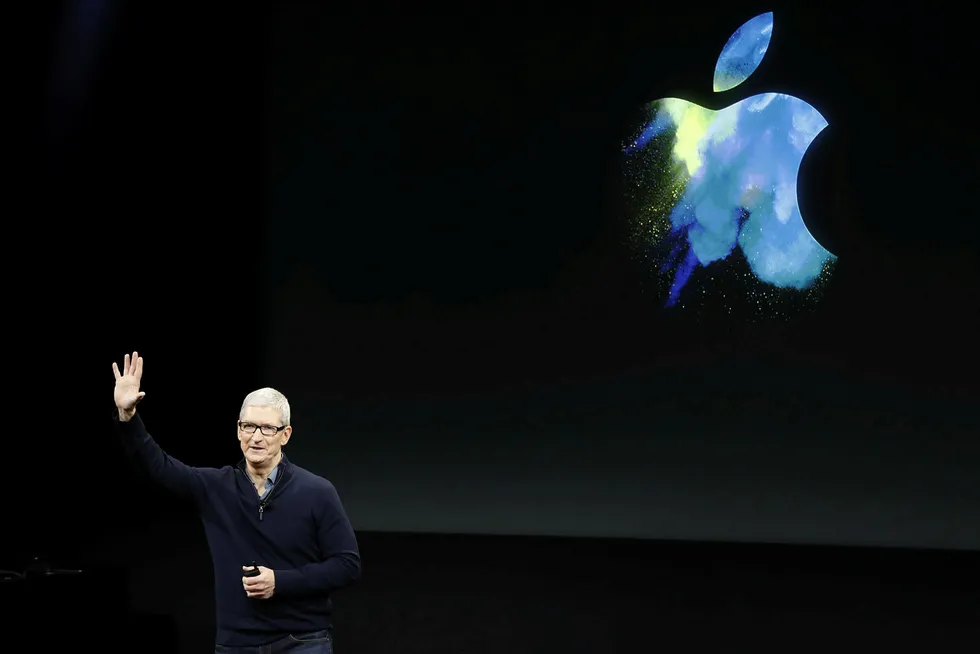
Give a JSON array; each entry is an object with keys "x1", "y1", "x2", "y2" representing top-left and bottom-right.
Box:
[
  {"x1": 624, "y1": 12, "x2": 836, "y2": 310},
  {"x1": 713, "y1": 12, "x2": 773, "y2": 92}
]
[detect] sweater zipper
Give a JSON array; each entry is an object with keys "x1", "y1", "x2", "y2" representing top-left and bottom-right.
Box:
[
  {"x1": 251, "y1": 471, "x2": 292, "y2": 522},
  {"x1": 239, "y1": 462, "x2": 276, "y2": 521}
]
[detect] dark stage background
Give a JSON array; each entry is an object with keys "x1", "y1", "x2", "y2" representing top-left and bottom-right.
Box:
[
  {"x1": 260, "y1": 3, "x2": 979, "y2": 549},
  {"x1": 10, "y1": 0, "x2": 979, "y2": 651}
]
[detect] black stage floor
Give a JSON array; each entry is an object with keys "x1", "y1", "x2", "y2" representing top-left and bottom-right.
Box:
[{"x1": 3, "y1": 512, "x2": 978, "y2": 652}]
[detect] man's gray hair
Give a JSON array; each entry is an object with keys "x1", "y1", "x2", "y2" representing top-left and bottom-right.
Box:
[{"x1": 240, "y1": 387, "x2": 291, "y2": 426}]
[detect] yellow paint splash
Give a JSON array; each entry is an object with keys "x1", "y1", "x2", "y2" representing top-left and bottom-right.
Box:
[{"x1": 661, "y1": 98, "x2": 713, "y2": 176}]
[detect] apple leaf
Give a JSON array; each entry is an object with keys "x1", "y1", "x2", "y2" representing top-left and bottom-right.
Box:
[{"x1": 713, "y1": 12, "x2": 774, "y2": 92}]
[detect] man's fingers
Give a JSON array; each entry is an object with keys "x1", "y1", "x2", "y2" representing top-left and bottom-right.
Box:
[
  {"x1": 244, "y1": 587, "x2": 270, "y2": 597},
  {"x1": 117, "y1": 352, "x2": 143, "y2": 378}
]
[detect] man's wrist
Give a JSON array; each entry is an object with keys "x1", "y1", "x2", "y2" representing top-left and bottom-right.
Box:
[{"x1": 117, "y1": 407, "x2": 136, "y2": 422}]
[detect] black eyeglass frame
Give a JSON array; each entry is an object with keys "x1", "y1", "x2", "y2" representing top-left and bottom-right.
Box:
[{"x1": 238, "y1": 421, "x2": 287, "y2": 436}]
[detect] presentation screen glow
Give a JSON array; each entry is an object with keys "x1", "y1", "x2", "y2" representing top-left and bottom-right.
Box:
[{"x1": 624, "y1": 12, "x2": 837, "y2": 311}]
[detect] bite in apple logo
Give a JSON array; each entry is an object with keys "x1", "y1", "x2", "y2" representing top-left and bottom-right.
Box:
[{"x1": 623, "y1": 11, "x2": 836, "y2": 313}]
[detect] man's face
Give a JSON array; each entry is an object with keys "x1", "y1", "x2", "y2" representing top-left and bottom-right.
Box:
[{"x1": 238, "y1": 405, "x2": 291, "y2": 468}]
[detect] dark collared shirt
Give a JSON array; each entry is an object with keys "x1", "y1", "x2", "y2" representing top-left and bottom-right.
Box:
[{"x1": 256, "y1": 460, "x2": 281, "y2": 500}]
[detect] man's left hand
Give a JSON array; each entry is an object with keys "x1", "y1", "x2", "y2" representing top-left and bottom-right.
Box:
[{"x1": 243, "y1": 566, "x2": 276, "y2": 599}]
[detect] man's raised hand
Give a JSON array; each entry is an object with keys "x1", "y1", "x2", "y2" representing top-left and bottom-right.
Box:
[{"x1": 112, "y1": 351, "x2": 145, "y2": 420}]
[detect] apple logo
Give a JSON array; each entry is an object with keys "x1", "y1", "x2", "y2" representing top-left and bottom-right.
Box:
[{"x1": 623, "y1": 11, "x2": 837, "y2": 310}]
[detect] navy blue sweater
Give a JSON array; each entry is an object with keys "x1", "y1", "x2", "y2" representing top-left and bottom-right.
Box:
[{"x1": 115, "y1": 413, "x2": 361, "y2": 646}]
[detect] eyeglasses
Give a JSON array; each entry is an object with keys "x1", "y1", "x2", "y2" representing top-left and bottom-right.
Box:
[{"x1": 238, "y1": 421, "x2": 286, "y2": 437}]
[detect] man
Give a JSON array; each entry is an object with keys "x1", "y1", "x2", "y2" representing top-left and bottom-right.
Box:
[{"x1": 112, "y1": 351, "x2": 361, "y2": 652}]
